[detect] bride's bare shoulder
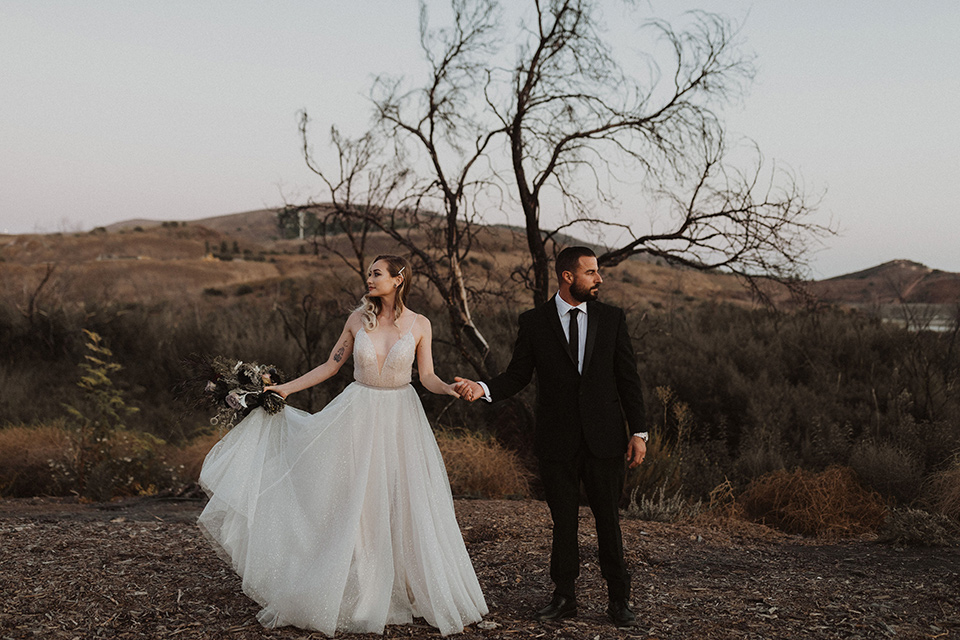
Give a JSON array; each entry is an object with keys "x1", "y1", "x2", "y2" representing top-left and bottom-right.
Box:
[
  {"x1": 345, "y1": 310, "x2": 365, "y2": 333},
  {"x1": 406, "y1": 310, "x2": 431, "y2": 333}
]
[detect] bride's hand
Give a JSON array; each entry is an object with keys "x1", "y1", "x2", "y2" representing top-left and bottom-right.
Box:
[
  {"x1": 453, "y1": 377, "x2": 481, "y2": 402},
  {"x1": 264, "y1": 384, "x2": 288, "y2": 399},
  {"x1": 444, "y1": 383, "x2": 460, "y2": 398}
]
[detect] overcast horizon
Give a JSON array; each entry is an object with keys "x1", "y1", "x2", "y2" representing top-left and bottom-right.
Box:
[{"x1": 2, "y1": 1, "x2": 958, "y2": 279}]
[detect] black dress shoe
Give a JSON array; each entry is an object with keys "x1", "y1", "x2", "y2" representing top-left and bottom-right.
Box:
[
  {"x1": 607, "y1": 599, "x2": 637, "y2": 627},
  {"x1": 534, "y1": 595, "x2": 577, "y2": 621}
]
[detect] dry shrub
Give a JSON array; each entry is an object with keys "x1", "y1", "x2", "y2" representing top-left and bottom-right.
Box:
[
  {"x1": 162, "y1": 432, "x2": 221, "y2": 483},
  {"x1": 82, "y1": 429, "x2": 175, "y2": 501},
  {"x1": 694, "y1": 478, "x2": 747, "y2": 525},
  {"x1": 739, "y1": 466, "x2": 887, "y2": 538},
  {"x1": 877, "y1": 507, "x2": 960, "y2": 547},
  {"x1": 0, "y1": 422, "x2": 77, "y2": 497},
  {"x1": 735, "y1": 440, "x2": 786, "y2": 481},
  {"x1": 624, "y1": 483, "x2": 701, "y2": 522},
  {"x1": 624, "y1": 429, "x2": 683, "y2": 501},
  {"x1": 0, "y1": 422, "x2": 186, "y2": 501},
  {"x1": 849, "y1": 439, "x2": 923, "y2": 504},
  {"x1": 435, "y1": 429, "x2": 531, "y2": 499},
  {"x1": 624, "y1": 387, "x2": 687, "y2": 502},
  {"x1": 691, "y1": 479, "x2": 798, "y2": 542},
  {"x1": 923, "y1": 460, "x2": 960, "y2": 522}
]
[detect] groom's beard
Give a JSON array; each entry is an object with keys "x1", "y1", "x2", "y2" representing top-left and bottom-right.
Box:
[{"x1": 570, "y1": 280, "x2": 600, "y2": 302}]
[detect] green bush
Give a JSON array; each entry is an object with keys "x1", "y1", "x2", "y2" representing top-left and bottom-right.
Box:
[
  {"x1": 0, "y1": 422, "x2": 190, "y2": 499},
  {"x1": 638, "y1": 304, "x2": 960, "y2": 499}
]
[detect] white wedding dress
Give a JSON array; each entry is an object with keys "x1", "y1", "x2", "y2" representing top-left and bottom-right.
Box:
[{"x1": 198, "y1": 322, "x2": 488, "y2": 636}]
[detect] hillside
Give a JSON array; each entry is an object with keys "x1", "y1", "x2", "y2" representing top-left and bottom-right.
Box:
[
  {"x1": 4, "y1": 208, "x2": 960, "y2": 315},
  {"x1": 104, "y1": 208, "x2": 313, "y2": 243},
  {"x1": 807, "y1": 259, "x2": 960, "y2": 305},
  {"x1": 0, "y1": 209, "x2": 757, "y2": 312}
]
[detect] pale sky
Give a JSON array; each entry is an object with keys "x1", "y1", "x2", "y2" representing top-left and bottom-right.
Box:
[{"x1": 1, "y1": 1, "x2": 958, "y2": 278}]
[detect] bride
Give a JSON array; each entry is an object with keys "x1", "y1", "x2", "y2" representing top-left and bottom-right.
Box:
[{"x1": 197, "y1": 254, "x2": 488, "y2": 636}]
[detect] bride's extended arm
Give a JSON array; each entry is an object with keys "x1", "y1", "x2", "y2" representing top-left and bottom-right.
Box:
[
  {"x1": 266, "y1": 313, "x2": 359, "y2": 398},
  {"x1": 415, "y1": 316, "x2": 459, "y2": 397}
]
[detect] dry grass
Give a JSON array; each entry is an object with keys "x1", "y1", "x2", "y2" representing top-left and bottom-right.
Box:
[
  {"x1": 877, "y1": 507, "x2": 960, "y2": 546},
  {"x1": 0, "y1": 422, "x2": 77, "y2": 497},
  {"x1": 924, "y1": 458, "x2": 960, "y2": 522},
  {"x1": 739, "y1": 466, "x2": 887, "y2": 538},
  {"x1": 1, "y1": 423, "x2": 532, "y2": 502},
  {"x1": 694, "y1": 479, "x2": 747, "y2": 523},
  {"x1": 1, "y1": 217, "x2": 761, "y2": 312},
  {"x1": 435, "y1": 429, "x2": 532, "y2": 499},
  {"x1": 623, "y1": 387, "x2": 687, "y2": 501},
  {"x1": 161, "y1": 433, "x2": 221, "y2": 484},
  {"x1": 624, "y1": 483, "x2": 701, "y2": 522},
  {"x1": 849, "y1": 439, "x2": 923, "y2": 504},
  {"x1": 0, "y1": 423, "x2": 218, "y2": 499}
]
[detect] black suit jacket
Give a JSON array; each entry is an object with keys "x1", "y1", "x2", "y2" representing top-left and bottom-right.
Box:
[{"x1": 486, "y1": 296, "x2": 645, "y2": 461}]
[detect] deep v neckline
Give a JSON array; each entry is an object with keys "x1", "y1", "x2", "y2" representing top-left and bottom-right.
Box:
[{"x1": 361, "y1": 315, "x2": 417, "y2": 377}]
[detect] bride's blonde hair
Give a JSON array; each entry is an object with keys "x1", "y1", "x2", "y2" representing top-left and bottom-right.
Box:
[{"x1": 357, "y1": 254, "x2": 411, "y2": 331}]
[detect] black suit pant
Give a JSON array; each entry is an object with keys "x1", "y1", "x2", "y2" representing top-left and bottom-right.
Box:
[{"x1": 538, "y1": 445, "x2": 630, "y2": 601}]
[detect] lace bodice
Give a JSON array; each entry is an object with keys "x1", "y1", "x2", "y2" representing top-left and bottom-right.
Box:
[{"x1": 353, "y1": 326, "x2": 416, "y2": 388}]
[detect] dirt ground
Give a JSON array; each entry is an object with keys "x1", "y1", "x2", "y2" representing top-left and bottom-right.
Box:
[{"x1": 1, "y1": 496, "x2": 957, "y2": 640}]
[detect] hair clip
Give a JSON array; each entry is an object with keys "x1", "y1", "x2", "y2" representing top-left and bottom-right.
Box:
[{"x1": 398, "y1": 266, "x2": 405, "y2": 275}]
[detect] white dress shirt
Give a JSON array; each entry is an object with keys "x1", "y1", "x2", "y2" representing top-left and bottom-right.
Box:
[{"x1": 555, "y1": 294, "x2": 587, "y2": 374}]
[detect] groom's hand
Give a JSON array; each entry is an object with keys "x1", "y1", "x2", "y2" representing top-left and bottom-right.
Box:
[
  {"x1": 453, "y1": 377, "x2": 483, "y2": 402},
  {"x1": 626, "y1": 436, "x2": 646, "y2": 468}
]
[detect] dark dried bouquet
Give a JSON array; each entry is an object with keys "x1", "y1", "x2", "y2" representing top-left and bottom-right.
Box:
[{"x1": 179, "y1": 355, "x2": 285, "y2": 429}]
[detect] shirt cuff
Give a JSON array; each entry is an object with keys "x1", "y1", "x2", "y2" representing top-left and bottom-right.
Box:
[
  {"x1": 477, "y1": 381, "x2": 493, "y2": 403},
  {"x1": 632, "y1": 432, "x2": 649, "y2": 441}
]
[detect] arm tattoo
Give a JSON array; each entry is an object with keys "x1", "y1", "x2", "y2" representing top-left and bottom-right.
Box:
[{"x1": 333, "y1": 344, "x2": 345, "y2": 363}]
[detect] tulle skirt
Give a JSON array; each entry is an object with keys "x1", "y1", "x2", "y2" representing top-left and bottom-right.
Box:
[{"x1": 198, "y1": 382, "x2": 488, "y2": 636}]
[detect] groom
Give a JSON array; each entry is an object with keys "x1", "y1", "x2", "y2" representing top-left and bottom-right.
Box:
[{"x1": 455, "y1": 246, "x2": 647, "y2": 628}]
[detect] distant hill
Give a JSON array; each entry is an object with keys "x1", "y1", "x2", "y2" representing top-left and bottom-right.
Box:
[
  {"x1": 9, "y1": 208, "x2": 960, "y2": 312},
  {"x1": 806, "y1": 259, "x2": 960, "y2": 305},
  {"x1": 826, "y1": 259, "x2": 929, "y2": 282},
  {"x1": 106, "y1": 208, "x2": 293, "y2": 242}
]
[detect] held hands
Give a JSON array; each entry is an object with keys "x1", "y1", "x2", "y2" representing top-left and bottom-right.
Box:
[
  {"x1": 453, "y1": 376, "x2": 645, "y2": 466},
  {"x1": 453, "y1": 377, "x2": 483, "y2": 402},
  {"x1": 443, "y1": 382, "x2": 461, "y2": 398}
]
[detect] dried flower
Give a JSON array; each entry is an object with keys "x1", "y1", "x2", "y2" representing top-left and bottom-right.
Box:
[{"x1": 177, "y1": 354, "x2": 286, "y2": 430}]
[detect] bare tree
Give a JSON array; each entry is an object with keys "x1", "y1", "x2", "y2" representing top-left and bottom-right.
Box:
[
  {"x1": 19, "y1": 262, "x2": 57, "y2": 327},
  {"x1": 295, "y1": 0, "x2": 504, "y2": 377},
  {"x1": 282, "y1": 124, "x2": 397, "y2": 290},
  {"x1": 293, "y1": 0, "x2": 832, "y2": 371},
  {"x1": 274, "y1": 291, "x2": 336, "y2": 412},
  {"x1": 491, "y1": 0, "x2": 830, "y2": 305}
]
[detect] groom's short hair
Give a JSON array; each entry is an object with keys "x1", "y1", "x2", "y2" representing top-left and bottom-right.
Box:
[{"x1": 555, "y1": 246, "x2": 596, "y2": 281}]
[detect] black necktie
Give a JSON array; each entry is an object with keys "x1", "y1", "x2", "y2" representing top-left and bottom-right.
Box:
[{"x1": 568, "y1": 307, "x2": 580, "y2": 370}]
